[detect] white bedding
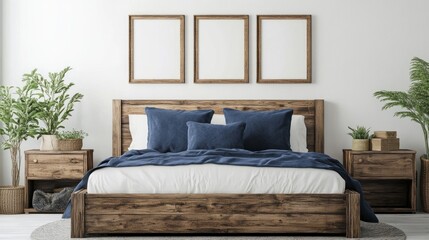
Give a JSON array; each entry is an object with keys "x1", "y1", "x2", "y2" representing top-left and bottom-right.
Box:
[{"x1": 87, "y1": 164, "x2": 345, "y2": 194}]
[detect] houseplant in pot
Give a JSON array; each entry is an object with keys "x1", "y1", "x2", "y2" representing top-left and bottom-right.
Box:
[
  {"x1": 348, "y1": 126, "x2": 371, "y2": 151},
  {"x1": 374, "y1": 57, "x2": 429, "y2": 212},
  {"x1": 57, "y1": 129, "x2": 88, "y2": 151},
  {"x1": 0, "y1": 76, "x2": 40, "y2": 214},
  {"x1": 25, "y1": 67, "x2": 83, "y2": 150}
]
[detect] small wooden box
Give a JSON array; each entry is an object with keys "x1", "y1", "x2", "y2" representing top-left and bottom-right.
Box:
[
  {"x1": 371, "y1": 138, "x2": 400, "y2": 151},
  {"x1": 374, "y1": 131, "x2": 397, "y2": 139}
]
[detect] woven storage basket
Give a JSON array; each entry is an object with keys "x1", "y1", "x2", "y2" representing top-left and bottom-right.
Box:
[
  {"x1": 0, "y1": 186, "x2": 24, "y2": 214},
  {"x1": 58, "y1": 139, "x2": 83, "y2": 151},
  {"x1": 421, "y1": 156, "x2": 429, "y2": 212}
]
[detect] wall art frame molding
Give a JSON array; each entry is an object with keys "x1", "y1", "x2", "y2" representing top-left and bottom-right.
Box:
[
  {"x1": 257, "y1": 15, "x2": 312, "y2": 84},
  {"x1": 194, "y1": 15, "x2": 249, "y2": 84},
  {"x1": 129, "y1": 15, "x2": 185, "y2": 84}
]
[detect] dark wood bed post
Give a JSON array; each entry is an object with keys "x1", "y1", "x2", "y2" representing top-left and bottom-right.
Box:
[
  {"x1": 71, "y1": 189, "x2": 87, "y2": 238},
  {"x1": 346, "y1": 190, "x2": 361, "y2": 238},
  {"x1": 112, "y1": 99, "x2": 122, "y2": 157},
  {"x1": 314, "y1": 99, "x2": 324, "y2": 153}
]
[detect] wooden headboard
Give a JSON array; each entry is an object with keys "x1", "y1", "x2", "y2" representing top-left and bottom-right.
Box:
[{"x1": 112, "y1": 100, "x2": 324, "y2": 156}]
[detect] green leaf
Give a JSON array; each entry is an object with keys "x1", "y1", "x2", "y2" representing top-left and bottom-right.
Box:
[{"x1": 374, "y1": 57, "x2": 429, "y2": 156}]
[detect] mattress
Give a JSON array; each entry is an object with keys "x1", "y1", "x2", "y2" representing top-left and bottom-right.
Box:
[{"x1": 87, "y1": 164, "x2": 345, "y2": 194}]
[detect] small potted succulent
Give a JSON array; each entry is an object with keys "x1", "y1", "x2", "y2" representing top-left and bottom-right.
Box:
[
  {"x1": 24, "y1": 67, "x2": 83, "y2": 150},
  {"x1": 348, "y1": 126, "x2": 371, "y2": 151},
  {"x1": 57, "y1": 129, "x2": 88, "y2": 151}
]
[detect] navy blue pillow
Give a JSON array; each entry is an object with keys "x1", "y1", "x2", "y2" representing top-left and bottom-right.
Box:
[
  {"x1": 146, "y1": 107, "x2": 214, "y2": 152},
  {"x1": 223, "y1": 108, "x2": 293, "y2": 151},
  {"x1": 186, "y1": 121, "x2": 246, "y2": 150}
]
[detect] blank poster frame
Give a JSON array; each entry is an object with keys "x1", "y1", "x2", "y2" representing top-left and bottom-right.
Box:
[
  {"x1": 257, "y1": 15, "x2": 312, "y2": 84},
  {"x1": 129, "y1": 15, "x2": 185, "y2": 83},
  {"x1": 194, "y1": 15, "x2": 249, "y2": 84}
]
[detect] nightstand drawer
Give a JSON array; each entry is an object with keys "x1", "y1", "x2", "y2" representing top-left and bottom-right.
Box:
[
  {"x1": 27, "y1": 154, "x2": 84, "y2": 179},
  {"x1": 351, "y1": 154, "x2": 414, "y2": 178}
]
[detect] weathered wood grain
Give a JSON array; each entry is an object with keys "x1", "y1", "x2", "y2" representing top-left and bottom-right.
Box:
[
  {"x1": 346, "y1": 190, "x2": 360, "y2": 238},
  {"x1": 86, "y1": 213, "x2": 345, "y2": 234},
  {"x1": 71, "y1": 189, "x2": 86, "y2": 238},
  {"x1": 351, "y1": 153, "x2": 414, "y2": 178},
  {"x1": 79, "y1": 192, "x2": 353, "y2": 236},
  {"x1": 85, "y1": 194, "x2": 346, "y2": 215}
]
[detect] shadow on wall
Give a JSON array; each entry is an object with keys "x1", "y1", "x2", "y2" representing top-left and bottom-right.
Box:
[
  {"x1": 0, "y1": 0, "x2": 5, "y2": 186},
  {"x1": 0, "y1": 0, "x2": 2, "y2": 84}
]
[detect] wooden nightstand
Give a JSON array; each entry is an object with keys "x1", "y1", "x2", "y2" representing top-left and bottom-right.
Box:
[
  {"x1": 24, "y1": 149, "x2": 93, "y2": 213},
  {"x1": 343, "y1": 149, "x2": 416, "y2": 213}
]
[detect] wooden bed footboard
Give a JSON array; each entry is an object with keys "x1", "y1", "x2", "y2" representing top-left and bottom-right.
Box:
[{"x1": 71, "y1": 190, "x2": 360, "y2": 238}]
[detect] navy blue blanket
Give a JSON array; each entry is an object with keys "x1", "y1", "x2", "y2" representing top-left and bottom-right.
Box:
[{"x1": 63, "y1": 149, "x2": 378, "y2": 222}]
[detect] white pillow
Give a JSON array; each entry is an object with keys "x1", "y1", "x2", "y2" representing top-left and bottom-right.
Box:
[
  {"x1": 128, "y1": 115, "x2": 148, "y2": 150},
  {"x1": 128, "y1": 114, "x2": 308, "y2": 152},
  {"x1": 290, "y1": 115, "x2": 308, "y2": 152}
]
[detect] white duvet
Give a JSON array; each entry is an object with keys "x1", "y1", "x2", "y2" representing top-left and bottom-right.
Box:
[{"x1": 87, "y1": 164, "x2": 345, "y2": 194}]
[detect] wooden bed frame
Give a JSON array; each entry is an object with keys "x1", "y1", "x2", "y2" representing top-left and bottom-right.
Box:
[{"x1": 71, "y1": 99, "x2": 360, "y2": 238}]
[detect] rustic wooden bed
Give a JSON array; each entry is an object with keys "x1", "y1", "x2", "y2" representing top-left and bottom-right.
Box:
[{"x1": 71, "y1": 99, "x2": 360, "y2": 238}]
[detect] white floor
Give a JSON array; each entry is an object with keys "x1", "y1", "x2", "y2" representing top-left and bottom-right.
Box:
[
  {"x1": 0, "y1": 213, "x2": 428, "y2": 240},
  {"x1": 0, "y1": 214, "x2": 61, "y2": 240}
]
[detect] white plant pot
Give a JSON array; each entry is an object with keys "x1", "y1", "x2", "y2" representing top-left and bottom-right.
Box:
[{"x1": 40, "y1": 135, "x2": 59, "y2": 151}]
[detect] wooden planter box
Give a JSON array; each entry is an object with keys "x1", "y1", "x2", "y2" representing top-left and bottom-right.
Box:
[{"x1": 371, "y1": 138, "x2": 399, "y2": 151}]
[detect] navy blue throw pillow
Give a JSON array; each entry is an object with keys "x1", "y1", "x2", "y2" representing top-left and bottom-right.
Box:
[
  {"x1": 146, "y1": 107, "x2": 214, "y2": 152},
  {"x1": 223, "y1": 108, "x2": 293, "y2": 151},
  {"x1": 186, "y1": 122, "x2": 246, "y2": 150}
]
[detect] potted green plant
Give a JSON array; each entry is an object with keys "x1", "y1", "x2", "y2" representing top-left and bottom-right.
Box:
[
  {"x1": 24, "y1": 67, "x2": 83, "y2": 150},
  {"x1": 348, "y1": 126, "x2": 371, "y2": 151},
  {"x1": 374, "y1": 57, "x2": 429, "y2": 212},
  {"x1": 0, "y1": 76, "x2": 40, "y2": 214},
  {"x1": 57, "y1": 129, "x2": 88, "y2": 151}
]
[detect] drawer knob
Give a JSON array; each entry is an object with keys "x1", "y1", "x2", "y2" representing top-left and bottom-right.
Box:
[
  {"x1": 70, "y1": 159, "x2": 80, "y2": 164},
  {"x1": 33, "y1": 159, "x2": 38, "y2": 163},
  {"x1": 358, "y1": 159, "x2": 363, "y2": 163}
]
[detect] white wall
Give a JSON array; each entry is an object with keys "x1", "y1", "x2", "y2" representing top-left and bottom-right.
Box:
[{"x1": 1, "y1": 0, "x2": 429, "y2": 206}]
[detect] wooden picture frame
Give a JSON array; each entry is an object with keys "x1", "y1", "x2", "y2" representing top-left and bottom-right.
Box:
[
  {"x1": 257, "y1": 15, "x2": 312, "y2": 83},
  {"x1": 194, "y1": 15, "x2": 249, "y2": 83},
  {"x1": 129, "y1": 15, "x2": 185, "y2": 83}
]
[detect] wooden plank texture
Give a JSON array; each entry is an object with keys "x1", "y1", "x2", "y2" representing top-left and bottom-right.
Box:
[
  {"x1": 351, "y1": 153, "x2": 414, "y2": 178},
  {"x1": 85, "y1": 194, "x2": 346, "y2": 215},
  {"x1": 71, "y1": 189, "x2": 86, "y2": 238},
  {"x1": 346, "y1": 190, "x2": 360, "y2": 238},
  {"x1": 86, "y1": 214, "x2": 345, "y2": 234},
  {"x1": 82, "y1": 193, "x2": 349, "y2": 235}
]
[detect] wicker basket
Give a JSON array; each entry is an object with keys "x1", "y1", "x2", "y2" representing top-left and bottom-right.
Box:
[
  {"x1": 0, "y1": 186, "x2": 24, "y2": 214},
  {"x1": 58, "y1": 139, "x2": 83, "y2": 151},
  {"x1": 421, "y1": 156, "x2": 429, "y2": 212}
]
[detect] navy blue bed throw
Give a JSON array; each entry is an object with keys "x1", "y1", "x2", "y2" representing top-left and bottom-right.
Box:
[{"x1": 63, "y1": 149, "x2": 378, "y2": 223}]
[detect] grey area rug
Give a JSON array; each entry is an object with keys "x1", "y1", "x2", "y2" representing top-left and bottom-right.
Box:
[{"x1": 31, "y1": 220, "x2": 406, "y2": 240}]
